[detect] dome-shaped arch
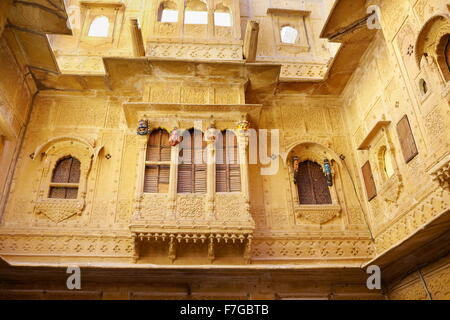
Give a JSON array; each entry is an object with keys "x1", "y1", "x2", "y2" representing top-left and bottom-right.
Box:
[{"x1": 415, "y1": 14, "x2": 450, "y2": 67}]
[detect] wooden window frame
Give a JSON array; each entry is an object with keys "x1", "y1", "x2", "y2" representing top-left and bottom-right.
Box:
[
  {"x1": 296, "y1": 160, "x2": 332, "y2": 205},
  {"x1": 144, "y1": 129, "x2": 171, "y2": 193},
  {"x1": 48, "y1": 156, "x2": 81, "y2": 199},
  {"x1": 216, "y1": 131, "x2": 241, "y2": 193},
  {"x1": 396, "y1": 115, "x2": 419, "y2": 163},
  {"x1": 362, "y1": 160, "x2": 377, "y2": 201},
  {"x1": 177, "y1": 129, "x2": 207, "y2": 194}
]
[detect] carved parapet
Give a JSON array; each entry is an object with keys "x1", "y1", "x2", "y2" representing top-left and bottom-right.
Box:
[
  {"x1": 294, "y1": 204, "x2": 341, "y2": 224},
  {"x1": 35, "y1": 199, "x2": 85, "y2": 223},
  {"x1": 130, "y1": 193, "x2": 255, "y2": 263}
]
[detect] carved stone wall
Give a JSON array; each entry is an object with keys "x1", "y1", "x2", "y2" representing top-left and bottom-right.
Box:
[{"x1": 388, "y1": 255, "x2": 450, "y2": 300}]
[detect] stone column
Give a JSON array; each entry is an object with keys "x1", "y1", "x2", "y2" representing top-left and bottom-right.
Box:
[
  {"x1": 205, "y1": 131, "x2": 216, "y2": 220},
  {"x1": 134, "y1": 135, "x2": 148, "y2": 217},
  {"x1": 237, "y1": 130, "x2": 250, "y2": 203},
  {"x1": 166, "y1": 143, "x2": 179, "y2": 220}
]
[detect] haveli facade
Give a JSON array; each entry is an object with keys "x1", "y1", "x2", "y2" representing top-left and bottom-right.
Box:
[{"x1": 0, "y1": 0, "x2": 448, "y2": 300}]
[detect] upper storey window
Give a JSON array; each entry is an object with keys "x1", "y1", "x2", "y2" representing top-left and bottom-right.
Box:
[
  {"x1": 216, "y1": 131, "x2": 241, "y2": 192},
  {"x1": 184, "y1": 0, "x2": 208, "y2": 25},
  {"x1": 214, "y1": 3, "x2": 231, "y2": 27},
  {"x1": 49, "y1": 157, "x2": 81, "y2": 199},
  {"x1": 280, "y1": 26, "x2": 298, "y2": 44},
  {"x1": 178, "y1": 129, "x2": 207, "y2": 193},
  {"x1": 296, "y1": 160, "x2": 332, "y2": 205},
  {"x1": 144, "y1": 129, "x2": 171, "y2": 193},
  {"x1": 158, "y1": 1, "x2": 178, "y2": 23},
  {"x1": 88, "y1": 16, "x2": 109, "y2": 37}
]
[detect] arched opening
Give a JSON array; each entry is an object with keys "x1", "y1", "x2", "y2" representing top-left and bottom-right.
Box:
[
  {"x1": 280, "y1": 26, "x2": 298, "y2": 44},
  {"x1": 88, "y1": 16, "x2": 109, "y2": 37},
  {"x1": 144, "y1": 129, "x2": 171, "y2": 193},
  {"x1": 49, "y1": 156, "x2": 81, "y2": 199},
  {"x1": 296, "y1": 160, "x2": 332, "y2": 205},
  {"x1": 184, "y1": 0, "x2": 208, "y2": 25},
  {"x1": 158, "y1": 1, "x2": 178, "y2": 23},
  {"x1": 379, "y1": 147, "x2": 395, "y2": 180},
  {"x1": 214, "y1": 3, "x2": 231, "y2": 27},
  {"x1": 437, "y1": 33, "x2": 450, "y2": 81}
]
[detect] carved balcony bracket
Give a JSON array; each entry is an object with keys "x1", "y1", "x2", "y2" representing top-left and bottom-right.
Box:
[
  {"x1": 294, "y1": 204, "x2": 341, "y2": 224},
  {"x1": 35, "y1": 199, "x2": 85, "y2": 223}
]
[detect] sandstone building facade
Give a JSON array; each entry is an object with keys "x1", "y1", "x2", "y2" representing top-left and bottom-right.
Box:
[{"x1": 0, "y1": 0, "x2": 448, "y2": 300}]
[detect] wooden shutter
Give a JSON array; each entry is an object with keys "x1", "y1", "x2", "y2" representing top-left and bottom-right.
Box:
[
  {"x1": 51, "y1": 158, "x2": 72, "y2": 183},
  {"x1": 49, "y1": 157, "x2": 80, "y2": 199},
  {"x1": 215, "y1": 131, "x2": 241, "y2": 192},
  {"x1": 362, "y1": 161, "x2": 377, "y2": 201},
  {"x1": 177, "y1": 129, "x2": 206, "y2": 193},
  {"x1": 144, "y1": 129, "x2": 171, "y2": 193},
  {"x1": 297, "y1": 161, "x2": 331, "y2": 205},
  {"x1": 297, "y1": 161, "x2": 314, "y2": 204},
  {"x1": 310, "y1": 162, "x2": 332, "y2": 204},
  {"x1": 144, "y1": 165, "x2": 158, "y2": 193},
  {"x1": 396, "y1": 115, "x2": 418, "y2": 163}
]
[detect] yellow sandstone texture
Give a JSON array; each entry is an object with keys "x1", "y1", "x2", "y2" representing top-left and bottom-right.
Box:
[{"x1": 0, "y1": 0, "x2": 448, "y2": 299}]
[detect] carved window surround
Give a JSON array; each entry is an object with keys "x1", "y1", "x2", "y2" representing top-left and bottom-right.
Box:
[
  {"x1": 358, "y1": 119, "x2": 403, "y2": 206},
  {"x1": 79, "y1": 1, "x2": 125, "y2": 44},
  {"x1": 32, "y1": 136, "x2": 103, "y2": 223},
  {"x1": 286, "y1": 143, "x2": 344, "y2": 225},
  {"x1": 267, "y1": 8, "x2": 311, "y2": 54},
  {"x1": 147, "y1": 0, "x2": 242, "y2": 43},
  {"x1": 128, "y1": 104, "x2": 257, "y2": 262}
]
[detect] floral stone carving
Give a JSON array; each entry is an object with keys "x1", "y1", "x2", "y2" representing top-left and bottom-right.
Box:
[
  {"x1": 295, "y1": 204, "x2": 341, "y2": 224},
  {"x1": 35, "y1": 199, "x2": 85, "y2": 223}
]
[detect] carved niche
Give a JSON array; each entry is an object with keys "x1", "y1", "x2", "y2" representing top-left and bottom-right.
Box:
[{"x1": 32, "y1": 136, "x2": 103, "y2": 223}]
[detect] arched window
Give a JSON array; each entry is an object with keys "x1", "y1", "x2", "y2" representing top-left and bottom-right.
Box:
[
  {"x1": 158, "y1": 1, "x2": 178, "y2": 23},
  {"x1": 184, "y1": 0, "x2": 208, "y2": 25},
  {"x1": 144, "y1": 129, "x2": 171, "y2": 193},
  {"x1": 216, "y1": 131, "x2": 240, "y2": 192},
  {"x1": 88, "y1": 16, "x2": 109, "y2": 37},
  {"x1": 296, "y1": 160, "x2": 331, "y2": 205},
  {"x1": 280, "y1": 26, "x2": 298, "y2": 44},
  {"x1": 438, "y1": 34, "x2": 450, "y2": 81},
  {"x1": 379, "y1": 147, "x2": 395, "y2": 179},
  {"x1": 214, "y1": 3, "x2": 231, "y2": 27},
  {"x1": 49, "y1": 156, "x2": 81, "y2": 199},
  {"x1": 177, "y1": 128, "x2": 206, "y2": 193}
]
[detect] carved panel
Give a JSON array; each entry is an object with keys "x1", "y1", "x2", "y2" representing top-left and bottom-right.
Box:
[
  {"x1": 176, "y1": 195, "x2": 205, "y2": 219},
  {"x1": 215, "y1": 194, "x2": 248, "y2": 221},
  {"x1": 147, "y1": 43, "x2": 242, "y2": 60}
]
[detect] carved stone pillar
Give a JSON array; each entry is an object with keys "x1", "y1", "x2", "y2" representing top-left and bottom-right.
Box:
[
  {"x1": 134, "y1": 136, "x2": 148, "y2": 217},
  {"x1": 237, "y1": 131, "x2": 250, "y2": 203},
  {"x1": 166, "y1": 144, "x2": 179, "y2": 220},
  {"x1": 205, "y1": 133, "x2": 216, "y2": 220}
]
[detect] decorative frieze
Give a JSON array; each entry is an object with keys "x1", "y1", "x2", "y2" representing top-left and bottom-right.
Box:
[{"x1": 146, "y1": 42, "x2": 242, "y2": 60}]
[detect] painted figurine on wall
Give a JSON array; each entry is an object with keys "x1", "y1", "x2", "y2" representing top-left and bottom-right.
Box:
[
  {"x1": 323, "y1": 158, "x2": 333, "y2": 187},
  {"x1": 137, "y1": 119, "x2": 149, "y2": 135},
  {"x1": 169, "y1": 127, "x2": 183, "y2": 146}
]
